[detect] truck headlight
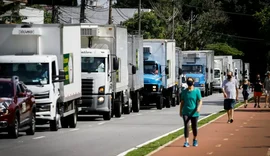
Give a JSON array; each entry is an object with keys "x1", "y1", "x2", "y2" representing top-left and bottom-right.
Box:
[
  {"x1": 98, "y1": 97, "x2": 105, "y2": 103},
  {"x1": 152, "y1": 86, "x2": 156, "y2": 89},
  {"x1": 98, "y1": 86, "x2": 105, "y2": 94},
  {"x1": 153, "y1": 89, "x2": 157, "y2": 91}
]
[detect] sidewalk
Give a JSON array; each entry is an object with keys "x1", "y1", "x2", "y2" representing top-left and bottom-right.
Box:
[{"x1": 150, "y1": 100, "x2": 270, "y2": 156}]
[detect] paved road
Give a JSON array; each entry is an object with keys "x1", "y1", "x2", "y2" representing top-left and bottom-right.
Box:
[{"x1": 0, "y1": 92, "x2": 235, "y2": 156}]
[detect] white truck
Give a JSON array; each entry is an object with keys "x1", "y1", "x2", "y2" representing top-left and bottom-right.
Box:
[
  {"x1": 181, "y1": 50, "x2": 215, "y2": 97},
  {"x1": 0, "y1": 24, "x2": 82, "y2": 131},
  {"x1": 213, "y1": 56, "x2": 226, "y2": 93},
  {"x1": 233, "y1": 59, "x2": 243, "y2": 87},
  {"x1": 80, "y1": 24, "x2": 131, "y2": 120},
  {"x1": 244, "y1": 63, "x2": 250, "y2": 80},
  {"x1": 143, "y1": 39, "x2": 176, "y2": 109},
  {"x1": 128, "y1": 35, "x2": 144, "y2": 112}
]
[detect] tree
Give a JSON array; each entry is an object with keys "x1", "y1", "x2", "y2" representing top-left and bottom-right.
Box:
[{"x1": 205, "y1": 43, "x2": 244, "y2": 56}]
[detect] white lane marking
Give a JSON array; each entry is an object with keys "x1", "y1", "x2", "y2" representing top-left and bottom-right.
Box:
[
  {"x1": 150, "y1": 110, "x2": 156, "y2": 113},
  {"x1": 216, "y1": 144, "x2": 222, "y2": 147},
  {"x1": 98, "y1": 122, "x2": 106, "y2": 125},
  {"x1": 137, "y1": 113, "x2": 142, "y2": 116},
  {"x1": 70, "y1": 128, "x2": 79, "y2": 131},
  {"x1": 119, "y1": 117, "x2": 125, "y2": 120},
  {"x1": 235, "y1": 129, "x2": 239, "y2": 131},
  {"x1": 230, "y1": 133, "x2": 234, "y2": 136},
  {"x1": 223, "y1": 138, "x2": 229, "y2": 141},
  {"x1": 33, "y1": 136, "x2": 45, "y2": 140},
  {"x1": 207, "y1": 152, "x2": 214, "y2": 155}
]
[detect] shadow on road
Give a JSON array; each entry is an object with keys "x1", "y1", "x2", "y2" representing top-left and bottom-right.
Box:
[
  {"x1": 235, "y1": 108, "x2": 270, "y2": 112},
  {"x1": 242, "y1": 145, "x2": 270, "y2": 149}
]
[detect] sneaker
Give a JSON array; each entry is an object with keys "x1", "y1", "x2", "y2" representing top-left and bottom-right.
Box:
[
  {"x1": 183, "y1": 142, "x2": 190, "y2": 147},
  {"x1": 254, "y1": 104, "x2": 257, "y2": 108},
  {"x1": 265, "y1": 105, "x2": 267, "y2": 108},
  {"x1": 230, "y1": 119, "x2": 234, "y2": 123},
  {"x1": 258, "y1": 105, "x2": 261, "y2": 108},
  {"x1": 244, "y1": 104, "x2": 247, "y2": 108},
  {"x1": 227, "y1": 120, "x2": 231, "y2": 123},
  {"x1": 193, "y1": 140, "x2": 198, "y2": 147}
]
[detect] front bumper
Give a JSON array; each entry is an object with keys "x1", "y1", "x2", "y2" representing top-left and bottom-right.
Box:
[
  {"x1": 35, "y1": 102, "x2": 54, "y2": 121},
  {"x1": 79, "y1": 95, "x2": 110, "y2": 114},
  {"x1": 195, "y1": 86, "x2": 205, "y2": 92}
]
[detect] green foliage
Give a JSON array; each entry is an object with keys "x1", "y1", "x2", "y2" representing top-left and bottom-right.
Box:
[
  {"x1": 254, "y1": 6, "x2": 270, "y2": 38},
  {"x1": 28, "y1": 5, "x2": 52, "y2": 23},
  {"x1": 205, "y1": 43, "x2": 244, "y2": 56}
]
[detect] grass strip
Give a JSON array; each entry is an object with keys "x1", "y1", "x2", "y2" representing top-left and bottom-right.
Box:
[{"x1": 126, "y1": 97, "x2": 254, "y2": 156}]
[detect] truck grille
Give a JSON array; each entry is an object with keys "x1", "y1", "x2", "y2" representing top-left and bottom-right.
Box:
[
  {"x1": 144, "y1": 84, "x2": 158, "y2": 92},
  {"x1": 34, "y1": 91, "x2": 49, "y2": 99},
  {"x1": 82, "y1": 79, "x2": 94, "y2": 96}
]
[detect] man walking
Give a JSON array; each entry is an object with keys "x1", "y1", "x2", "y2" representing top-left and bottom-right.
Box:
[
  {"x1": 264, "y1": 72, "x2": 270, "y2": 108},
  {"x1": 222, "y1": 71, "x2": 238, "y2": 123}
]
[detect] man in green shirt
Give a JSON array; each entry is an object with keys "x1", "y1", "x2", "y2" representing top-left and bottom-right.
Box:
[{"x1": 180, "y1": 77, "x2": 203, "y2": 147}]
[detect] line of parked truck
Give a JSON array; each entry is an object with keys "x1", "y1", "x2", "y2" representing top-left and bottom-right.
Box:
[{"x1": 0, "y1": 23, "x2": 250, "y2": 138}]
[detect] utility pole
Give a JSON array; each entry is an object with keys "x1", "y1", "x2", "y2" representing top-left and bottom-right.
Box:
[
  {"x1": 108, "y1": 0, "x2": 113, "y2": 24},
  {"x1": 171, "y1": 0, "x2": 175, "y2": 39},
  {"x1": 80, "y1": 0, "x2": 86, "y2": 23},
  {"x1": 51, "y1": 0, "x2": 55, "y2": 23},
  {"x1": 138, "y1": 0, "x2": 141, "y2": 36}
]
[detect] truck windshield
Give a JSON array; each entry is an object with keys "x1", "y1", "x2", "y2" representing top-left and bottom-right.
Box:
[
  {"x1": 81, "y1": 57, "x2": 105, "y2": 73},
  {"x1": 0, "y1": 63, "x2": 49, "y2": 85},
  {"x1": 0, "y1": 82, "x2": 13, "y2": 97},
  {"x1": 144, "y1": 64, "x2": 158, "y2": 74},
  {"x1": 214, "y1": 69, "x2": 220, "y2": 78},
  {"x1": 182, "y1": 65, "x2": 203, "y2": 74}
]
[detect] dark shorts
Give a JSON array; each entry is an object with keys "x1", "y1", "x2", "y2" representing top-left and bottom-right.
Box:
[
  {"x1": 224, "y1": 99, "x2": 236, "y2": 110},
  {"x1": 242, "y1": 91, "x2": 249, "y2": 100}
]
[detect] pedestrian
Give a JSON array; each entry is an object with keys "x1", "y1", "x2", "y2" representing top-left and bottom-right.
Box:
[
  {"x1": 254, "y1": 74, "x2": 263, "y2": 108},
  {"x1": 222, "y1": 71, "x2": 238, "y2": 123},
  {"x1": 242, "y1": 79, "x2": 250, "y2": 108},
  {"x1": 180, "y1": 77, "x2": 202, "y2": 147},
  {"x1": 264, "y1": 71, "x2": 270, "y2": 108}
]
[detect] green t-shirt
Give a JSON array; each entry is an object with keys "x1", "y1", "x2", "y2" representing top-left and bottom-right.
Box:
[{"x1": 181, "y1": 88, "x2": 202, "y2": 117}]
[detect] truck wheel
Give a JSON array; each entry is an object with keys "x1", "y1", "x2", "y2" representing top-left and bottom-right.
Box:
[
  {"x1": 8, "y1": 115, "x2": 19, "y2": 138},
  {"x1": 171, "y1": 97, "x2": 176, "y2": 107},
  {"x1": 114, "y1": 101, "x2": 122, "y2": 118},
  {"x1": 61, "y1": 117, "x2": 69, "y2": 128},
  {"x1": 201, "y1": 91, "x2": 205, "y2": 97},
  {"x1": 132, "y1": 92, "x2": 140, "y2": 113},
  {"x1": 165, "y1": 96, "x2": 171, "y2": 108},
  {"x1": 103, "y1": 111, "x2": 111, "y2": 120},
  {"x1": 156, "y1": 95, "x2": 163, "y2": 110},
  {"x1": 68, "y1": 108, "x2": 78, "y2": 128},
  {"x1": 123, "y1": 98, "x2": 131, "y2": 114},
  {"x1": 26, "y1": 112, "x2": 36, "y2": 135},
  {"x1": 50, "y1": 115, "x2": 59, "y2": 131}
]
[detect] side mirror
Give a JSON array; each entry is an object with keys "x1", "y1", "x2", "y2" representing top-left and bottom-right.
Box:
[
  {"x1": 165, "y1": 67, "x2": 169, "y2": 75},
  {"x1": 206, "y1": 68, "x2": 209, "y2": 73},
  {"x1": 113, "y1": 57, "x2": 119, "y2": 70},
  {"x1": 59, "y1": 69, "x2": 65, "y2": 81},
  {"x1": 132, "y1": 65, "x2": 136, "y2": 74},
  {"x1": 178, "y1": 68, "x2": 183, "y2": 75}
]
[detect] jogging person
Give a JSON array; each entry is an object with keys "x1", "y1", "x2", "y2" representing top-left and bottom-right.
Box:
[
  {"x1": 264, "y1": 71, "x2": 270, "y2": 108},
  {"x1": 242, "y1": 79, "x2": 250, "y2": 108},
  {"x1": 254, "y1": 74, "x2": 263, "y2": 108},
  {"x1": 222, "y1": 71, "x2": 238, "y2": 123},
  {"x1": 180, "y1": 77, "x2": 202, "y2": 147}
]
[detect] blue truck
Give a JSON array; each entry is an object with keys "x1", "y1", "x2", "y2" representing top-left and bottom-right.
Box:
[
  {"x1": 142, "y1": 39, "x2": 177, "y2": 109},
  {"x1": 181, "y1": 50, "x2": 215, "y2": 97}
]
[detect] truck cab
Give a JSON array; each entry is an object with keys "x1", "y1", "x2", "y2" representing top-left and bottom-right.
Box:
[
  {"x1": 182, "y1": 64, "x2": 206, "y2": 96},
  {"x1": 143, "y1": 60, "x2": 164, "y2": 109},
  {"x1": 0, "y1": 76, "x2": 36, "y2": 138}
]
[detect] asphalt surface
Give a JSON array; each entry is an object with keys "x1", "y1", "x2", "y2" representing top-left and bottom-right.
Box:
[{"x1": 0, "y1": 91, "x2": 239, "y2": 156}]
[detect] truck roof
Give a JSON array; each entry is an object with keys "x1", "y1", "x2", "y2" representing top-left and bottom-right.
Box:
[
  {"x1": 0, "y1": 55, "x2": 56, "y2": 63},
  {"x1": 182, "y1": 50, "x2": 214, "y2": 53},
  {"x1": 0, "y1": 23, "x2": 81, "y2": 28},
  {"x1": 143, "y1": 39, "x2": 175, "y2": 42}
]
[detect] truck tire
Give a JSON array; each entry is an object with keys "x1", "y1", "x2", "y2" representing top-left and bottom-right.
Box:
[
  {"x1": 123, "y1": 100, "x2": 131, "y2": 114},
  {"x1": 156, "y1": 95, "x2": 163, "y2": 110},
  {"x1": 68, "y1": 108, "x2": 78, "y2": 128},
  {"x1": 61, "y1": 117, "x2": 69, "y2": 128},
  {"x1": 201, "y1": 91, "x2": 205, "y2": 97},
  {"x1": 132, "y1": 92, "x2": 140, "y2": 113},
  {"x1": 165, "y1": 96, "x2": 171, "y2": 108},
  {"x1": 103, "y1": 111, "x2": 111, "y2": 120},
  {"x1": 8, "y1": 115, "x2": 19, "y2": 138},
  {"x1": 26, "y1": 112, "x2": 36, "y2": 135},
  {"x1": 114, "y1": 101, "x2": 122, "y2": 118}
]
